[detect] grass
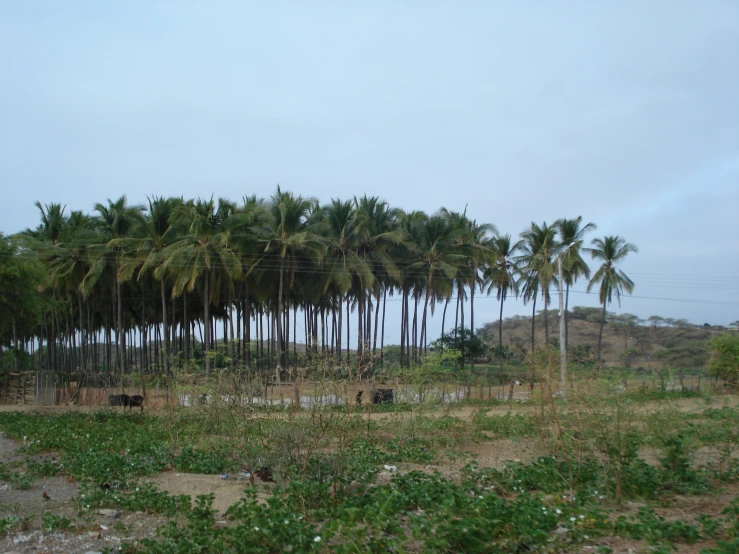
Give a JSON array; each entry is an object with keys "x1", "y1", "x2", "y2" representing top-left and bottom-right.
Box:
[{"x1": 0, "y1": 379, "x2": 738, "y2": 552}]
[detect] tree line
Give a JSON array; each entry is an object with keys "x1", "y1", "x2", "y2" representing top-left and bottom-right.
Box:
[{"x1": 0, "y1": 189, "x2": 637, "y2": 381}]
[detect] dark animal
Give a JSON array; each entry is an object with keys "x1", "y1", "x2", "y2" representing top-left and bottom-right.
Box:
[
  {"x1": 108, "y1": 394, "x2": 145, "y2": 411},
  {"x1": 356, "y1": 391, "x2": 363, "y2": 405},
  {"x1": 252, "y1": 467, "x2": 274, "y2": 482},
  {"x1": 127, "y1": 395, "x2": 145, "y2": 411},
  {"x1": 371, "y1": 388, "x2": 394, "y2": 405}
]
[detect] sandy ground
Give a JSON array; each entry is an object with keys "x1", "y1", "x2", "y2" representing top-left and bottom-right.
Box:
[{"x1": 143, "y1": 472, "x2": 271, "y2": 514}]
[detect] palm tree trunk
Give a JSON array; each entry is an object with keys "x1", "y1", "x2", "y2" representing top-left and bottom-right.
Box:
[
  {"x1": 337, "y1": 296, "x2": 343, "y2": 362},
  {"x1": 311, "y1": 306, "x2": 319, "y2": 359},
  {"x1": 229, "y1": 303, "x2": 235, "y2": 371},
  {"x1": 470, "y1": 282, "x2": 475, "y2": 370},
  {"x1": 236, "y1": 299, "x2": 241, "y2": 364},
  {"x1": 87, "y1": 301, "x2": 92, "y2": 372},
  {"x1": 184, "y1": 294, "x2": 190, "y2": 363},
  {"x1": 498, "y1": 294, "x2": 505, "y2": 351},
  {"x1": 455, "y1": 290, "x2": 460, "y2": 332},
  {"x1": 564, "y1": 283, "x2": 570, "y2": 349},
  {"x1": 346, "y1": 298, "x2": 350, "y2": 366},
  {"x1": 459, "y1": 286, "x2": 465, "y2": 370},
  {"x1": 530, "y1": 294, "x2": 537, "y2": 353},
  {"x1": 366, "y1": 295, "x2": 372, "y2": 352},
  {"x1": 115, "y1": 273, "x2": 124, "y2": 377},
  {"x1": 245, "y1": 289, "x2": 251, "y2": 368},
  {"x1": 276, "y1": 257, "x2": 284, "y2": 383},
  {"x1": 412, "y1": 293, "x2": 419, "y2": 364},
  {"x1": 405, "y1": 290, "x2": 412, "y2": 368},
  {"x1": 160, "y1": 279, "x2": 169, "y2": 374},
  {"x1": 204, "y1": 270, "x2": 211, "y2": 376},
  {"x1": 441, "y1": 296, "x2": 450, "y2": 344},
  {"x1": 78, "y1": 293, "x2": 85, "y2": 373},
  {"x1": 420, "y1": 289, "x2": 430, "y2": 357},
  {"x1": 380, "y1": 287, "x2": 387, "y2": 367},
  {"x1": 356, "y1": 294, "x2": 363, "y2": 367},
  {"x1": 542, "y1": 283, "x2": 550, "y2": 346},
  {"x1": 400, "y1": 290, "x2": 406, "y2": 367},
  {"x1": 597, "y1": 301, "x2": 607, "y2": 362},
  {"x1": 373, "y1": 286, "x2": 381, "y2": 358},
  {"x1": 258, "y1": 309, "x2": 264, "y2": 371}
]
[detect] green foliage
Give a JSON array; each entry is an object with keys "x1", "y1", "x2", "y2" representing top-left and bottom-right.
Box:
[
  {"x1": 471, "y1": 411, "x2": 537, "y2": 438},
  {"x1": 76, "y1": 481, "x2": 192, "y2": 517},
  {"x1": 0, "y1": 515, "x2": 30, "y2": 537},
  {"x1": 618, "y1": 347, "x2": 639, "y2": 368},
  {"x1": 432, "y1": 327, "x2": 488, "y2": 368},
  {"x1": 41, "y1": 512, "x2": 75, "y2": 532},
  {"x1": 173, "y1": 445, "x2": 240, "y2": 474},
  {"x1": 614, "y1": 506, "x2": 701, "y2": 547},
  {"x1": 570, "y1": 306, "x2": 607, "y2": 323},
  {"x1": 708, "y1": 333, "x2": 739, "y2": 383},
  {"x1": 0, "y1": 234, "x2": 47, "y2": 355}
]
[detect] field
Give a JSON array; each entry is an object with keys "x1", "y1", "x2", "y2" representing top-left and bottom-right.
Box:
[{"x1": 1, "y1": 374, "x2": 738, "y2": 553}]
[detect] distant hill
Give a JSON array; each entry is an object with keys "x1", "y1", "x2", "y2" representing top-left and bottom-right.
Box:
[{"x1": 477, "y1": 307, "x2": 730, "y2": 369}]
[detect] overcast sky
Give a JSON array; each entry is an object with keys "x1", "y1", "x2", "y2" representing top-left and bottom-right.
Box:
[{"x1": 1, "y1": 1, "x2": 737, "y2": 344}]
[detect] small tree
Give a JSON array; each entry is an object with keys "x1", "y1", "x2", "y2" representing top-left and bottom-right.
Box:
[
  {"x1": 708, "y1": 333, "x2": 739, "y2": 384},
  {"x1": 432, "y1": 328, "x2": 487, "y2": 369}
]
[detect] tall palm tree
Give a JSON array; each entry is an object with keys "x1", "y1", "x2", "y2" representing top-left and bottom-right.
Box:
[
  {"x1": 46, "y1": 211, "x2": 97, "y2": 373},
  {"x1": 457, "y1": 218, "x2": 496, "y2": 367},
  {"x1": 484, "y1": 234, "x2": 523, "y2": 353},
  {"x1": 87, "y1": 196, "x2": 143, "y2": 376},
  {"x1": 587, "y1": 236, "x2": 638, "y2": 361},
  {"x1": 118, "y1": 196, "x2": 180, "y2": 374},
  {"x1": 354, "y1": 196, "x2": 402, "y2": 366},
  {"x1": 518, "y1": 222, "x2": 559, "y2": 351},
  {"x1": 409, "y1": 214, "x2": 463, "y2": 358},
  {"x1": 321, "y1": 199, "x2": 371, "y2": 366},
  {"x1": 394, "y1": 210, "x2": 425, "y2": 367},
  {"x1": 253, "y1": 187, "x2": 322, "y2": 382},
  {"x1": 228, "y1": 195, "x2": 270, "y2": 369},
  {"x1": 555, "y1": 217, "x2": 596, "y2": 349},
  {"x1": 158, "y1": 197, "x2": 241, "y2": 376}
]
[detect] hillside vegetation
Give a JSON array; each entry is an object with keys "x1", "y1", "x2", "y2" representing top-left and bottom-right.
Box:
[{"x1": 478, "y1": 306, "x2": 728, "y2": 370}]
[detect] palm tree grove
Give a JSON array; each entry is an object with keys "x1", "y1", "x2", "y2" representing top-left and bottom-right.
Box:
[{"x1": 1, "y1": 190, "x2": 638, "y2": 386}]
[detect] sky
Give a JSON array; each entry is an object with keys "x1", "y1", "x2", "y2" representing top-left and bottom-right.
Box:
[{"x1": 1, "y1": 1, "x2": 737, "y2": 346}]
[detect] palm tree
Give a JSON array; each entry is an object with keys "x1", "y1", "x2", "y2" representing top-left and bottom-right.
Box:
[
  {"x1": 253, "y1": 187, "x2": 322, "y2": 382},
  {"x1": 321, "y1": 199, "x2": 371, "y2": 367},
  {"x1": 484, "y1": 234, "x2": 523, "y2": 353},
  {"x1": 46, "y1": 211, "x2": 97, "y2": 373},
  {"x1": 87, "y1": 196, "x2": 143, "y2": 376},
  {"x1": 555, "y1": 217, "x2": 596, "y2": 349},
  {"x1": 354, "y1": 196, "x2": 403, "y2": 367},
  {"x1": 228, "y1": 195, "x2": 270, "y2": 369},
  {"x1": 117, "y1": 196, "x2": 180, "y2": 374},
  {"x1": 457, "y1": 218, "x2": 496, "y2": 368},
  {"x1": 587, "y1": 236, "x2": 638, "y2": 361},
  {"x1": 518, "y1": 222, "x2": 559, "y2": 351},
  {"x1": 409, "y1": 214, "x2": 463, "y2": 359},
  {"x1": 394, "y1": 210, "x2": 425, "y2": 367},
  {"x1": 158, "y1": 197, "x2": 241, "y2": 376}
]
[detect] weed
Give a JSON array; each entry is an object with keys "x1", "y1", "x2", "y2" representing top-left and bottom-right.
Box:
[
  {"x1": 471, "y1": 411, "x2": 537, "y2": 438},
  {"x1": 41, "y1": 512, "x2": 75, "y2": 532}
]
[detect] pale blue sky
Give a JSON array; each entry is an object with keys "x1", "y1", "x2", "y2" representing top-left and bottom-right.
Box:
[{"x1": 1, "y1": 1, "x2": 737, "y2": 342}]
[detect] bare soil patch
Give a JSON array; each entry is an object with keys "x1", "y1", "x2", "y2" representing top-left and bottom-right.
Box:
[{"x1": 143, "y1": 472, "x2": 271, "y2": 514}]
